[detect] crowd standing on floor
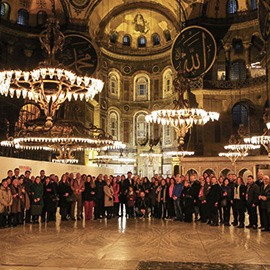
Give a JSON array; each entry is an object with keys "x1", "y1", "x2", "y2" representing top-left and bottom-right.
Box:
[{"x1": 0, "y1": 169, "x2": 270, "y2": 232}]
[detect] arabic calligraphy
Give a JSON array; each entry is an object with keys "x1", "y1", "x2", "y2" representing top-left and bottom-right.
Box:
[
  {"x1": 259, "y1": 0, "x2": 270, "y2": 41},
  {"x1": 171, "y1": 26, "x2": 217, "y2": 79},
  {"x1": 60, "y1": 35, "x2": 98, "y2": 76}
]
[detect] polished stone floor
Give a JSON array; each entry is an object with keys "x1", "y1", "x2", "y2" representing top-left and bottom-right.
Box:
[{"x1": 0, "y1": 215, "x2": 270, "y2": 270}]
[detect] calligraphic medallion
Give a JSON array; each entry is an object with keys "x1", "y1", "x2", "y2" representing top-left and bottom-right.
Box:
[
  {"x1": 259, "y1": 0, "x2": 270, "y2": 41},
  {"x1": 60, "y1": 34, "x2": 98, "y2": 76},
  {"x1": 171, "y1": 26, "x2": 217, "y2": 79},
  {"x1": 70, "y1": 0, "x2": 90, "y2": 9}
]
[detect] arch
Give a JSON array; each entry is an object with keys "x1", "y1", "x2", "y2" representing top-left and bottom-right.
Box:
[
  {"x1": 110, "y1": 32, "x2": 118, "y2": 43},
  {"x1": 108, "y1": 70, "x2": 120, "y2": 98},
  {"x1": 15, "y1": 104, "x2": 41, "y2": 131},
  {"x1": 173, "y1": 165, "x2": 180, "y2": 176},
  {"x1": 185, "y1": 169, "x2": 199, "y2": 178},
  {"x1": 162, "y1": 68, "x2": 173, "y2": 98},
  {"x1": 232, "y1": 102, "x2": 249, "y2": 127},
  {"x1": 163, "y1": 30, "x2": 171, "y2": 41},
  {"x1": 232, "y1": 39, "x2": 243, "y2": 54},
  {"x1": 87, "y1": 1, "x2": 181, "y2": 39},
  {"x1": 0, "y1": 2, "x2": 10, "y2": 20},
  {"x1": 227, "y1": 0, "x2": 238, "y2": 14},
  {"x1": 37, "y1": 10, "x2": 47, "y2": 26},
  {"x1": 17, "y1": 9, "x2": 29, "y2": 26},
  {"x1": 133, "y1": 111, "x2": 149, "y2": 146},
  {"x1": 203, "y1": 168, "x2": 216, "y2": 177},
  {"x1": 108, "y1": 110, "x2": 120, "y2": 140},
  {"x1": 219, "y1": 168, "x2": 232, "y2": 178},
  {"x1": 133, "y1": 73, "x2": 150, "y2": 101},
  {"x1": 138, "y1": 36, "x2": 146, "y2": 47},
  {"x1": 152, "y1": 33, "x2": 160, "y2": 46},
  {"x1": 238, "y1": 168, "x2": 252, "y2": 182},
  {"x1": 123, "y1": 34, "x2": 131, "y2": 46}
]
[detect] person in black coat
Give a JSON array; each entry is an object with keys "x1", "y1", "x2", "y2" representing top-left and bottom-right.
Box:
[
  {"x1": 189, "y1": 175, "x2": 200, "y2": 221},
  {"x1": 83, "y1": 175, "x2": 96, "y2": 220},
  {"x1": 42, "y1": 177, "x2": 57, "y2": 222},
  {"x1": 135, "y1": 191, "x2": 151, "y2": 218},
  {"x1": 94, "y1": 174, "x2": 105, "y2": 219},
  {"x1": 118, "y1": 175, "x2": 126, "y2": 217},
  {"x1": 232, "y1": 177, "x2": 246, "y2": 228},
  {"x1": 122, "y1": 172, "x2": 135, "y2": 216},
  {"x1": 221, "y1": 178, "x2": 233, "y2": 226},
  {"x1": 207, "y1": 177, "x2": 222, "y2": 226},
  {"x1": 57, "y1": 174, "x2": 73, "y2": 221},
  {"x1": 256, "y1": 172, "x2": 264, "y2": 228},
  {"x1": 182, "y1": 180, "x2": 194, "y2": 223},
  {"x1": 198, "y1": 179, "x2": 210, "y2": 223},
  {"x1": 258, "y1": 175, "x2": 270, "y2": 231},
  {"x1": 246, "y1": 175, "x2": 260, "y2": 229}
]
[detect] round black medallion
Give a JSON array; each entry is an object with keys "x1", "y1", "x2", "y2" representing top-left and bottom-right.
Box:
[
  {"x1": 171, "y1": 26, "x2": 217, "y2": 79},
  {"x1": 70, "y1": 0, "x2": 90, "y2": 9}
]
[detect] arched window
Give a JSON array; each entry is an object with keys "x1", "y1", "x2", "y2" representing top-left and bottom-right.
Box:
[
  {"x1": 138, "y1": 36, "x2": 146, "y2": 47},
  {"x1": 134, "y1": 112, "x2": 148, "y2": 145},
  {"x1": 123, "y1": 35, "x2": 131, "y2": 46},
  {"x1": 163, "y1": 69, "x2": 173, "y2": 97},
  {"x1": 152, "y1": 33, "x2": 160, "y2": 46},
  {"x1": 134, "y1": 74, "x2": 150, "y2": 101},
  {"x1": 0, "y1": 3, "x2": 10, "y2": 20},
  {"x1": 233, "y1": 39, "x2": 243, "y2": 54},
  {"x1": 37, "y1": 11, "x2": 47, "y2": 26},
  {"x1": 232, "y1": 103, "x2": 248, "y2": 127},
  {"x1": 15, "y1": 104, "x2": 41, "y2": 132},
  {"x1": 163, "y1": 30, "x2": 171, "y2": 41},
  {"x1": 230, "y1": 60, "x2": 246, "y2": 80},
  {"x1": 249, "y1": 0, "x2": 257, "y2": 10},
  {"x1": 227, "y1": 0, "x2": 238, "y2": 14},
  {"x1": 108, "y1": 111, "x2": 119, "y2": 140},
  {"x1": 17, "y1": 9, "x2": 29, "y2": 25},
  {"x1": 110, "y1": 32, "x2": 117, "y2": 44},
  {"x1": 108, "y1": 71, "x2": 120, "y2": 97}
]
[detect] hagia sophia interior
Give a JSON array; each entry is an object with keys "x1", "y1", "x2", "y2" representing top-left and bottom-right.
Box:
[{"x1": 1, "y1": 1, "x2": 270, "y2": 270}]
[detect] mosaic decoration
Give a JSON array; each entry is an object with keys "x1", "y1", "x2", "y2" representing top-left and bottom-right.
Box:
[{"x1": 70, "y1": 0, "x2": 91, "y2": 9}]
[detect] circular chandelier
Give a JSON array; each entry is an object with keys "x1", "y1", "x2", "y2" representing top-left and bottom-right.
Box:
[
  {"x1": 166, "y1": 150, "x2": 194, "y2": 163},
  {"x1": 244, "y1": 136, "x2": 270, "y2": 157},
  {"x1": 145, "y1": 70, "x2": 219, "y2": 145},
  {"x1": 0, "y1": 18, "x2": 103, "y2": 128},
  {"x1": 1, "y1": 120, "x2": 125, "y2": 164},
  {"x1": 146, "y1": 109, "x2": 219, "y2": 145},
  {"x1": 219, "y1": 152, "x2": 248, "y2": 165}
]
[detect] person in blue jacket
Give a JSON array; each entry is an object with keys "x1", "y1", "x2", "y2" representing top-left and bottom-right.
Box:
[{"x1": 172, "y1": 176, "x2": 184, "y2": 221}]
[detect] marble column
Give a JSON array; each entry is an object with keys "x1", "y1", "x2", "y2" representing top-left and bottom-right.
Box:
[
  {"x1": 223, "y1": 44, "x2": 231, "y2": 81},
  {"x1": 243, "y1": 41, "x2": 252, "y2": 78}
]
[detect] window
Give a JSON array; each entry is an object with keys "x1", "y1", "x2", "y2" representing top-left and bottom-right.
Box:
[
  {"x1": 134, "y1": 112, "x2": 148, "y2": 145},
  {"x1": 163, "y1": 125, "x2": 172, "y2": 146},
  {"x1": 0, "y1": 3, "x2": 10, "y2": 20},
  {"x1": 163, "y1": 69, "x2": 172, "y2": 97},
  {"x1": 163, "y1": 30, "x2": 171, "y2": 41},
  {"x1": 134, "y1": 74, "x2": 150, "y2": 101},
  {"x1": 230, "y1": 60, "x2": 246, "y2": 80},
  {"x1": 108, "y1": 72, "x2": 120, "y2": 97},
  {"x1": 138, "y1": 36, "x2": 146, "y2": 47},
  {"x1": 232, "y1": 103, "x2": 248, "y2": 127},
  {"x1": 37, "y1": 11, "x2": 47, "y2": 26},
  {"x1": 15, "y1": 104, "x2": 41, "y2": 132},
  {"x1": 152, "y1": 33, "x2": 160, "y2": 46},
  {"x1": 110, "y1": 32, "x2": 117, "y2": 44},
  {"x1": 250, "y1": 0, "x2": 257, "y2": 10},
  {"x1": 108, "y1": 111, "x2": 119, "y2": 140},
  {"x1": 233, "y1": 39, "x2": 243, "y2": 54},
  {"x1": 227, "y1": 0, "x2": 238, "y2": 14},
  {"x1": 17, "y1": 9, "x2": 29, "y2": 25},
  {"x1": 123, "y1": 35, "x2": 131, "y2": 46}
]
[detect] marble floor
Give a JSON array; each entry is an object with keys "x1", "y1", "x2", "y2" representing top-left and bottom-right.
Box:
[{"x1": 0, "y1": 216, "x2": 270, "y2": 270}]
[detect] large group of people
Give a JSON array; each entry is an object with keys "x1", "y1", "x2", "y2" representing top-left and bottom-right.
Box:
[{"x1": 0, "y1": 169, "x2": 270, "y2": 232}]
